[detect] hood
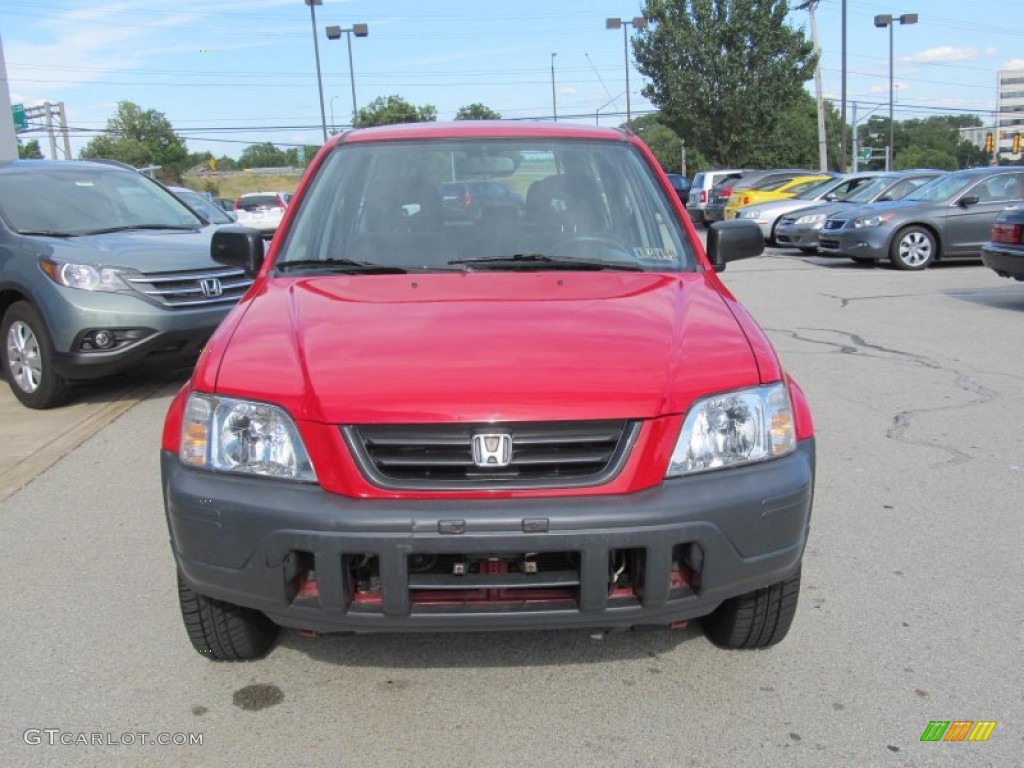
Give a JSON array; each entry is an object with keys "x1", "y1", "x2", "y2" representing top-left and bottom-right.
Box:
[
  {"x1": 213, "y1": 272, "x2": 762, "y2": 424},
  {"x1": 825, "y1": 198, "x2": 922, "y2": 221},
  {"x1": 33, "y1": 226, "x2": 219, "y2": 273}
]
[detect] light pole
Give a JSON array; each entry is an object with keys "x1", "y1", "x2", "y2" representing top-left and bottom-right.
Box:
[
  {"x1": 605, "y1": 16, "x2": 647, "y2": 127},
  {"x1": 874, "y1": 12, "x2": 917, "y2": 170},
  {"x1": 550, "y1": 53, "x2": 558, "y2": 122},
  {"x1": 326, "y1": 23, "x2": 369, "y2": 129},
  {"x1": 304, "y1": 0, "x2": 328, "y2": 144},
  {"x1": 329, "y1": 96, "x2": 339, "y2": 134}
]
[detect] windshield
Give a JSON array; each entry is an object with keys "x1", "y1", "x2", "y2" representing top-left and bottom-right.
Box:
[
  {"x1": 843, "y1": 176, "x2": 896, "y2": 203},
  {"x1": 278, "y1": 138, "x2": 696, "y2": 273},
  {"x1": 0, "y1": 167, "x2": 203, "y2": 235},
  {"x1": 172, "y1": 187, "x2": 234, "y2": 224},
  {"x1": 794, "y1": 178, "x2": 840, "y2": 200},
  {"x1": 902, "y1": 174, "x2": 976, "y2": 203}
]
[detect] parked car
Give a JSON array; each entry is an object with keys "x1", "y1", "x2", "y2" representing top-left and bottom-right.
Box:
[
  {"x1": 439, "y1": 180, "x2": 524, "y2": 222},
  {"x1": 162, "y1": 121, "x2": 815, "y2": 661},
  {"x1": 169, "y1": 186, "x2": 238, "y2": 224},
  {"x1": 212, "y1": 197, "x2": 236, "y2": 213},
  {"x1": 686, "y1": 168, "x2": 748, "y2": 225},
  {"x1": 0, "y1": 160, "x2": 252, "y2": 408},
  {"x1": 818, "y1": 167, "x2": 1024, "y2": 269},
  {"x1": 724, "y1": 174, "x2": 834, "y2": 221},
  {"x1": 981, "y1": 207, "x2": 1024, "y2": 281},
  {"x1": 774, "y1": 171, "x2": 942, "y2": 253},
  {"x1": 732, "y1": 174, "x2": 874, "y2": 241},
  {"x1": 665, "y1": 173, "x2": 691, "y2": 203},
  {"x1": 704, "y1": 169, "x2": 816, "y2": 225},
  {"x1": 234, "y1": 191, "x2": 292, "y2": 236}
]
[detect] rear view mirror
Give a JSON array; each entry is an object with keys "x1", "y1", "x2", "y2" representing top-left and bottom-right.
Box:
[
  {"x1": 706, "y1": 220, "x2": 764, "y2": 272},
  {"x1": 455, "y1": 155, "x2": 516, "y2": 177}
]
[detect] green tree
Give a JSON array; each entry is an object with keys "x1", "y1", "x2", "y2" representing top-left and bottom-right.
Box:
[
  {"x1": 630, "y1": 113, "x2": 685, "y2": 173},
  {"x1": 895, "y1": 146, "x2": 957, "y2": 171},
  {"x1": 357, "y1": 95, "x2": 437, "y2": 127},
  {"x1": 215, "y1": 155, "x2": 239, "y2": 171},
  {"x1": 238, "y1": 142, "x2": 289, "y2": 169},
  {"x1": 634, "y1": 0, "x2": 817, "y2": 167},
  {"x1": 18, "y1": 138, "x2": 44, "y2": 159},
  {"x1": 284, "y1": 145, "x2": 321, "y2": 167},
  {"x1": 79, "y1": 101, "x2": 188, "y2": 182},
  {"x1": 455, "y1": 103, "x2": 502, "y2": 120}
]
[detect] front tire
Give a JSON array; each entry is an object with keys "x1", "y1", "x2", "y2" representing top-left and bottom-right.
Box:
[
  {"x1": 703, "y1": 567, "x2": 801, "y2": 649},
  {"x1": 1, "y1": 301, "x2": 69, "y2": 409},
  {"x1": 889, "y1": 226, "x2": 936, "y2": 270},
  {"x1": 178, "y1": 572, "x2": 279, "y2": 661}
]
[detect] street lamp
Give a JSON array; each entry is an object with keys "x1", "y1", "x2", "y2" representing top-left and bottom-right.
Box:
[
  {"x1": 605, "y1": 16, "x2": 647, "y2": 127},
  {"x1": 329, "y1": 95, "x2": 339, "y2": 134},
  {"x1": 303, "y1": 0, "x2": 328, "y2": 144},
  {"x1": 326, "y1": 23, "x2": 369, "y2": 129},
  {"x1": 550, "y1": 53, "x2": 558, "y2": 122},
  {"x1": 874, "y1": 12, "x2": 917, "y2": 170}
]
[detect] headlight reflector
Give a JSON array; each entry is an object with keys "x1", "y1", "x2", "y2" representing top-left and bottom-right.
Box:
[
  {"x1": 180, "y1": 393, "x2": 316, "y2": 481},
  {"x1": 795, "y1": 213, "x2": 826, "y2": 225},
  {"x1": 666, "y1": 383, "x2": 796, "y2": 477}
]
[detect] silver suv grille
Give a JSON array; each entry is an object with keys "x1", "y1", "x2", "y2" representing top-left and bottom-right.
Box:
[
  {"x1": 343, "y1": 421, "x2": 641, "y2": 490},
  {"x1": 125, "y1": 267, "x2": 252, "y2": 309}
]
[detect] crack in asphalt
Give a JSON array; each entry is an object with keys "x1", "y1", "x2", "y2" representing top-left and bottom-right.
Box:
[{"x1": 765, "y1": 327, "x2": 999, "y2": 465}]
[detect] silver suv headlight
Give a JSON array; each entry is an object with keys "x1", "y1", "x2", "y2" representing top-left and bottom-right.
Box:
[
  {"x1": 39, "y1": 258, "x2": 136, "y2": 292},
  {"x1": 666, "y1": 383, "x2": 796, "y2": 477},
  {"x1": 180, "y1": 393, "x2": 317, "y2": 482}
]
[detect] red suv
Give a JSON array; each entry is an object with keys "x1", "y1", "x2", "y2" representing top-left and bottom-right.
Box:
[{"x1": 162, "y1": 122, "x2": 815, "y2": 660}]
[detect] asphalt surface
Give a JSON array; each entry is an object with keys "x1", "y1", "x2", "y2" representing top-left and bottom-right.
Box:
[{"x1": 1, "y1": 247, "x2": 1022, "y2": 767}]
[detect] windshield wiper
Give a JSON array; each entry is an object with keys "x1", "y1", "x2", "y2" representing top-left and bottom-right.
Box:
[
  {"x1": 79, "y1": 224, "x2": 198, "y2": 235},
  {"x1": 17, "y1": 229, "x2": 77, "y2": 238},
  {"x1": 449, "y1": 254, "x2": 644, "y2": 272},
  {"x1": 274, "y1": 258, "x2": 409, "y2": 275}
]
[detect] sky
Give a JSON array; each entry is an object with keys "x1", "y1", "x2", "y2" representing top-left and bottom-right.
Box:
[{"x1": 3, "y1": 0, "x2": 1023, "y2": 160}]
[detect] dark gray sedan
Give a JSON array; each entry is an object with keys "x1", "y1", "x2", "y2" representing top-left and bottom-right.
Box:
[
  {"x1": 817, "y1": 167, "x2": 1024, "y2": 269},
  {"x1": 0, "y1": 160, "x2": 251, "y2": 408},
  {"x1": 981, "y1": 207, "x2": 1024, "y2": 281},
  {"x1": 775, "y1": 170, "x2": 943, "y2": 253}
]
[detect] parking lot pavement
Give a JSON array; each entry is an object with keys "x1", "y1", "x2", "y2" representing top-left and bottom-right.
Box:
[
  {"x1": 1, "y1": 249, "x2": 1022, "y2": 767},
  {"x1": 0, "y1": 372, "x2": 184, "y2": 502}
]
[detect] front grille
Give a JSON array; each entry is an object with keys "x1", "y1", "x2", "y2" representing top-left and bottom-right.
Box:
[
  {"x1": 343, "y1": 420, "x2": 641, "y2": 490},
  {"x1": 822, "y1": 218, "x2": 848, "y2": 232},
  {"x1": 125, "y1": 267, "x2": 252, "y2": 309}
]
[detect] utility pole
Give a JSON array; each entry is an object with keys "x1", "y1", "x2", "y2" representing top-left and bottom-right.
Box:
[
  {"x1": 798, "y1": 1, "x2": 829, "y2": 171},
  {"x1": 0, "y1": 33, "x2": 18, "y2": 161},
  {"x1": 680, "y1": 138, "x2": 687, "y2": 177},
  {"x1": 841, "y1": 0, "x2": 848, "y2": 170},
  {"x1": 550, "y1": 53, "x2": 558, "y2": 122}
]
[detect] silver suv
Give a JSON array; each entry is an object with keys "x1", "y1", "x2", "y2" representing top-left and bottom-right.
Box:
[
  {"x1": 0, "y1": 160, "x2": 251, "y2": 408},
  {"x1": 686, "y1": 169, "x2": 748, "y2": 225}
]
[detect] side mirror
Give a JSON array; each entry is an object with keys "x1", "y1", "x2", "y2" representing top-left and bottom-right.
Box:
[
  {"x1": 706, "y1": 220, "x2": 765, "y2": 272},
  {"x1": 211, "y1": 227, "x2": 265, "y2": 277},
  {"x1": 876, "y1": 195, "x2": 892, "y2": 203},
  {"x1": 824, "y1": 193, "x2": 837, "y2": 201},
  {"x1": 958, "y1": 195, "x2": 980, "y2": 208}
]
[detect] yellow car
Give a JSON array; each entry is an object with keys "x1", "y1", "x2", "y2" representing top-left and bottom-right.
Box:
[{"x1": 724, "y1": 174, "x2": 833, "y2": 220}]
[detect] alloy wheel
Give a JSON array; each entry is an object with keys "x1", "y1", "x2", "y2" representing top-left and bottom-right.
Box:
[
  {"x1": 897, "y1": 231, "x2": 933, "y2": 267},
  {"x1": 6, "y1": 320, "x2": 43, "y2": 393}
]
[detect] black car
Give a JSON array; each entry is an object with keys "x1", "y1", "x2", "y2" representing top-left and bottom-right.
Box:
[
  {"x1": 665, "y1": 173, "x2": 691, "y2": 203},
  {"x1": 982, "y1": 207, "x2": 1024, "y2": 281}
]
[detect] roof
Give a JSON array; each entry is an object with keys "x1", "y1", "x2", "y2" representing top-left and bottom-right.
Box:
[
  {"x1": 336, "y1": 120, "x2": 630, "y2": 145},
  {"x1": 0, "y1": 158, "x2": 138, "y2": 175}
]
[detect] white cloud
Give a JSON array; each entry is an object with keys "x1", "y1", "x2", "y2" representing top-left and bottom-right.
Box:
[
  {"x1": 1001, "y1": 58, "x2": 1024, "y2": 70},
  {"x1": 903, "y1": 46, "x2": 977, "y2": 63}
]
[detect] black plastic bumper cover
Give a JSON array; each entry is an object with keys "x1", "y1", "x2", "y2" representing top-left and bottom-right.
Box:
[{"x1": 163, "y1": 439, "x2": 815, "y2": 633}]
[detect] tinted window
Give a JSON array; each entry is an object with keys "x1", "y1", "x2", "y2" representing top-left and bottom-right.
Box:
[
  {"x1": 171, "y1": 187, "x2": 234, "y2": 224},
  {"x1": 903, "y1": 174, "x2": 978, "y2": 202},
  {"x1": 237, "y1": 194, "x2": 284, "y2": 210},
  {"x1": 280, "y1": 138, "x2": 696, "y2": 272}
]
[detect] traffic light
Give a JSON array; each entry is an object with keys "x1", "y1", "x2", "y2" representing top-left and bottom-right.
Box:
[
  {"x1": 1014, "y1": 133, "x2": 1022, "y2": 154},
  {"x1": 984, "y1": 132, "x2": 994, "y2": 154}
]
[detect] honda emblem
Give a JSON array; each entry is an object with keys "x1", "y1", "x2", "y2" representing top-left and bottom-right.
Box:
[{"x1": 471, "y1": 433, "x2": 513, "y2": 468}]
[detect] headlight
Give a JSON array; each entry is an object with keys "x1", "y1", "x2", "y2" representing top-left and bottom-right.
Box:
[
  {"x1": 737, "y1": 209, "x2": 759, "y2": 219},
  {"x1": 180, "y1": 393, "x2": 317, "y2": 482},
  {"x1": 666, "y1": 383, "x2": 796, "y2": 477},
  {"x1": 795, "y1": 213, "x2": 826, "y2": 225},
  {"x1": 39, "y1": 258, "x2": 134, "y2": 292},
  {"x1": 852, "y1": 213, "x2": 896, "y2": 228}
]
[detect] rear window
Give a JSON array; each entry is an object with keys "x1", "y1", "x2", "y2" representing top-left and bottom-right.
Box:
[
  {"x1": 691, "y1": 173, "x2": 705, "y2": 189},
  {"x1": 237, "y1": 194, "x2": 284, "y2": 210}
]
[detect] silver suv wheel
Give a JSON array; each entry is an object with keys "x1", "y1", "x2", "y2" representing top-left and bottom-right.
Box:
[
  {"x1": 6, "y1": 320, "x2": 42, "y2": 393},
  {"x1": 891, "y1": 226, "x2": 936, "y2": 270}
]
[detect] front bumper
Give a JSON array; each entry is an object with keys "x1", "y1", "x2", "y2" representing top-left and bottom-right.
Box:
[
  {"x1": 817, "y1": 226, "x2": 891, "y2": 259},
  {"x1": 163, "y1": 440, "x2": 815, "y2": 633},
  {"x1": 774, "y1": 222, "x2": 822, "y2": 249},
  {"x1": 981, "y1": 243, "x2": 1024, "y2": 280}
]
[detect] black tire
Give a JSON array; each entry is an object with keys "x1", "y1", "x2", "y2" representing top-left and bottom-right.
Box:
[
  {"x1": 1, "y1": 301, "x2": 69, "y2": 409},
  {"x1": 889, "y1": 225, "x2": 937, "y2": 270},
  {"x1": 850, "y1": 256, "x2": 875, "y2": 266},
  {"x1": 703, "y1": 567, "x2": 801, "y2": 649},
  {"x1": 177, "y1": 572, "x2": 279, "y2": 661},
  {"x1": 798, "y1": 246, "x2": 818, "y2": 255}
]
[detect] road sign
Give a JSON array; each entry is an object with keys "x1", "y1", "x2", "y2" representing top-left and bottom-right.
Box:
[
  {"x1": 11, "y1": 104, "x2": 27, "y2": 133},
  {"x1": 858, "y1": 146, "x2": 872, "y2": 162}
]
